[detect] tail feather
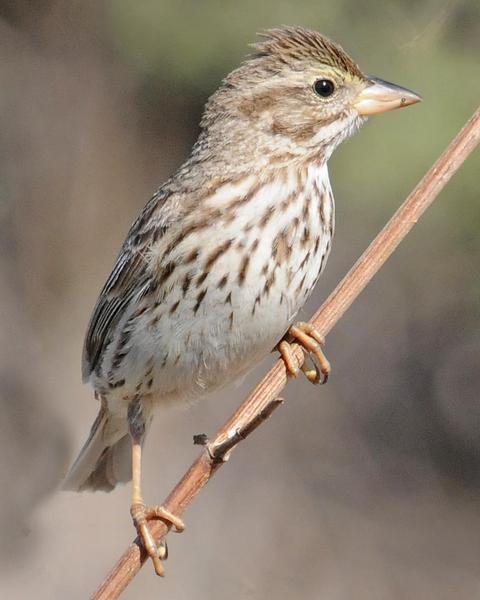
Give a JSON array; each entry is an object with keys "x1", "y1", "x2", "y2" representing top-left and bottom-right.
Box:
[{"x1": 62, "y1": 405, "x2": 131, "y2": 492}]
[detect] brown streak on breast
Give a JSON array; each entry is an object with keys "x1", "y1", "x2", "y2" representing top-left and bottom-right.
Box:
[
  {"x1": 259, "y1": 206, "x2": 275, "y2": 227},
  {"x1": 301, "y1": 225, "x2": 311, "y2": 246},
  {"x1": 263, "y1": 270, "x2": 276, "y2": 297},
  {"x1": 196, "y1": 272, "x2": 208, "y2": 287},
  {"x1": 319, "y1": 193, "x2": 326, "y2": 227},
  {"x1": 184, "y1": 248, "x2": 200, "y2": 264},
  {"x1": 302, "y1": 196, "x2": 310, "y2": 221},
  {"x1": 236, "y1": 240, "x2": 247, "y2": 251},
  {"x1": 218, "y1": 274, "x2": 228, "y2": 289},
  {"x1": 163, "y1": 209, "x2": 223, "y2": 258},
  {"x1": 296, "y1": 273, "x2": 306, "y2": 294},
  {"x1": 182, "y1": 271, "x2": 193, "y2": 296},
  {"x1": 299, "y1": 251, "x2": 311, "y2": 270},
  {"x1": 193, "y1": 289, "x2": 207, "y2": 314},
  {"x1": 169, "y1": 300, "x2": 180, "y2": 315},
  {"x1": 227, "y1": 180, "x2": 264, "y2": 211},
  {"x1": 252, "y1": 294, "x2": 261, "y2": 315},
  {"x1": 110, "y1": 351, "x2": 127, "y2": 371},
  {"x1": 109, "y1": 378, "x2": 125, "y2": 389},
  {"x1": 149, "y1": 315, "x2": 160, "y2": 329},
  {"x1": 132, "y1": 306, "x2": 148, "y2": 318},
  {"x1": 222, "y1": 212, "x2": 236, "y2": 225},
  {"x1": 238, "y1": 254, "x2": 251, "y2": 285}
]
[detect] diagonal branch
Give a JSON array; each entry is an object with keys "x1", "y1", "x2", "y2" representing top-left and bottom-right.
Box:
[{"x1": 92, "y1": 106, "x2": 480, "y2": 599}]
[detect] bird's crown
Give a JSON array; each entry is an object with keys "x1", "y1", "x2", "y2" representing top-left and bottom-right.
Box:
[{"x1": 251, "y1": 26, "x2": 363, "y2": 79}]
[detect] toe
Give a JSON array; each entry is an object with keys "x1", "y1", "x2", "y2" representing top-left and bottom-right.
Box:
[
  {"x1": 152, "y1": 554, "x2": 165, "y2": 577},
  {"x1": 145, "y1": 506, "x2": 185, "y2": 533},
  {"x1": 278, "y1": 340, "x2": 300, "y2": 377}
]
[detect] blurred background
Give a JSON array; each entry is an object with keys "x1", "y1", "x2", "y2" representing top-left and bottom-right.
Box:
[{"x1": 0, "y1": 1, "x2": 479, "y2": 598}]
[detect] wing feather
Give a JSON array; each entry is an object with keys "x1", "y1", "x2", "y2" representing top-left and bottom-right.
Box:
[{"x1": 82, "y1": 190, "x2": 172, "y2": 381}]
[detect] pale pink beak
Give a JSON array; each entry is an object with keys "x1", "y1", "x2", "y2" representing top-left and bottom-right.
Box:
[{"x1": 353, "y1": 77, "x2": 422, "y2": 116}]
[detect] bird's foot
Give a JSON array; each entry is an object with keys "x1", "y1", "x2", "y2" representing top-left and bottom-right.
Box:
[
  {"x1": 278, "y1": 321, "x2": 330, "y2": 384},
  {"x1": 130, "y1": 502, "x2": 185, "y2": 576}
]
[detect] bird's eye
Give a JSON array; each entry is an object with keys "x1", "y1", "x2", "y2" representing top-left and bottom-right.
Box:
[{"x1": 314, "y1": 79, "x2": 335, "y2": 98}]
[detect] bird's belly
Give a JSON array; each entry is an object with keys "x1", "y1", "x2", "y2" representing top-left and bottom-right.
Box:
[
  {"x1": 155, "y1": 286, "x2": 292, "y2": 398},
  {"x1": 100, "y1": 236, "x2": 330, "y2": 404}
]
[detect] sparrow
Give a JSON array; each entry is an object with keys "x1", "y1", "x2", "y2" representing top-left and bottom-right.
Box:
[{"x1": 63, "y1": 26, "x2": 421, "y2": 575}]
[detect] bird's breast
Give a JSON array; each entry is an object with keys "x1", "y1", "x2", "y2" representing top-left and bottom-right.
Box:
[{"x1": 97, "y1": 163, "x2": 335, "y2": 402}]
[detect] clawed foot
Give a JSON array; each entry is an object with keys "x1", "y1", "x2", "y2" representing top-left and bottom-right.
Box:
[
  {"x1": 131, "y1": 502, "x2": 185, "y2": 576},
  {"x1": 278, "y1": 321, "x2": 331, "y2": 384}
]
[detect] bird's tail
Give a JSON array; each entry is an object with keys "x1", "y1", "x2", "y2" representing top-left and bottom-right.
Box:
[{"x1": 62, "y1": 404, "x2": 131, "y2": 492}]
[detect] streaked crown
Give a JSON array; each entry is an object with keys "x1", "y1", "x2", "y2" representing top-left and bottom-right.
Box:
[{"x1": 252, "y1": 27, "x2": 363, "y2": 79}]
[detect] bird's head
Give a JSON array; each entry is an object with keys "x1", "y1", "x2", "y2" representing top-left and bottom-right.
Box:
[{"x1": 202, "y1": 27, "x2": 421, "y2": 164}]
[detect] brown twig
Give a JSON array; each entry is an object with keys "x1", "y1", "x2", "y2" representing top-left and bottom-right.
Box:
[{"x1": 92, "y1": 106, "x2": 480, "y2": 599}]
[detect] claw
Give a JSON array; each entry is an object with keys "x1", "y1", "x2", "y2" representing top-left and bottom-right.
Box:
[
  {"x1": 131, "y1": 502, "x2": 185, "y2": 576},
  {"x1": 278, "y1": 322, "x2": 330, "y2": 385}
]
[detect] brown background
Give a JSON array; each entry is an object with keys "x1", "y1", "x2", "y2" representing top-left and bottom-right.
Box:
[{"x1": 0, "y1": 1, "x2": 479, "y2": 598}]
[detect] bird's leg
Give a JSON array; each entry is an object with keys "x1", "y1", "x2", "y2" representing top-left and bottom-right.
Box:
[
  {"x1": 278, "y1": 321, "x2": 331, "y2": 384},
  {"x1": 128, "y1": 400, "x2": 185, "y2": 577}
]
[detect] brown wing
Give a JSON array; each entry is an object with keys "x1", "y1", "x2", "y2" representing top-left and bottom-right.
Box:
[{"x1": 82, "y1": 190, "x2": 171, "y2": 381}]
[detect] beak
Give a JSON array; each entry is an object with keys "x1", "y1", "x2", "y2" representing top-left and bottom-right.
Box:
[{"x1": 353, "y1": 77, "x2": 422, "y2": 116}]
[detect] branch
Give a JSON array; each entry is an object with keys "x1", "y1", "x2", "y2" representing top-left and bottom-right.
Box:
[{"x1": 92, "y1": 106, "x2": 480, "y2": 599}]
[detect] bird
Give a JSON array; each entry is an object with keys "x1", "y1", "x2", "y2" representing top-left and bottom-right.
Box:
[{"x1": 63, "y1": 26, "x2": 421, "y2": 575}]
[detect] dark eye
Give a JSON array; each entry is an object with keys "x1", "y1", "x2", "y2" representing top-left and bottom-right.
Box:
[{"x1": 314, "y1": 79, "x2": 335, "y2": 98}]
